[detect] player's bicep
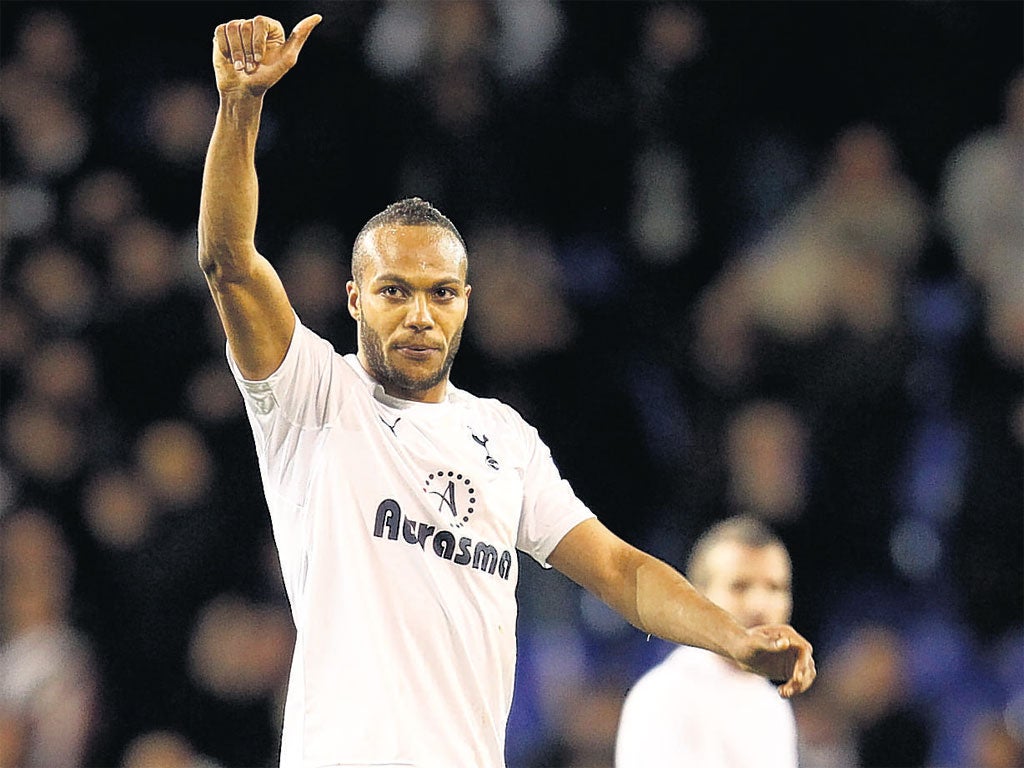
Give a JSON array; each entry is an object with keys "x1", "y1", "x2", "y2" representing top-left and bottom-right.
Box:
[{"x1": 206, "y1": 252, "x2": 296, "y2": 380}]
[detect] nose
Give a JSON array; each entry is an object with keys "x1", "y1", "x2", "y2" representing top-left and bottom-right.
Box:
[
  {"x1": 740, "y1": 587, "x2": 774, "y2": 626},
  {"x1": 404, "y1": 293, "x2": 434, "y2": 331}
]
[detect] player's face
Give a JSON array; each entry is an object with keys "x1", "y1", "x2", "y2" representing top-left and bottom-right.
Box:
[
  {"x1": 702, "y1": 541, "x2": 792, "y2": 628},
  {"x1": 348, "y1": 224, "x2": 470, "y2": 403}
]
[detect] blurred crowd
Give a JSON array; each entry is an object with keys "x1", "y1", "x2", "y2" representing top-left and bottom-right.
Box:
[{"x1": 0, "y1": 2, "x2": 1021, "y2": 767}]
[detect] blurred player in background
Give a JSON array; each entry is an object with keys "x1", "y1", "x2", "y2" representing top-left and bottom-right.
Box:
[{"x1": 616, "y1": 516, "x2": 799, "y2": 768}]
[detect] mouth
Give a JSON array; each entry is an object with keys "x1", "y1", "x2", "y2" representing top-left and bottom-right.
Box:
[{"x1": 393, "y1": 344, "x2": 442, "y2": 362}]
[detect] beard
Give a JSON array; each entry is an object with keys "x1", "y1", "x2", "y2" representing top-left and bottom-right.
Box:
[{"x1": 360, "y1": 321, "x2": 463, "y2": 398}]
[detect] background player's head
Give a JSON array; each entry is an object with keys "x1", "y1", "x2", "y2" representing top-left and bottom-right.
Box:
[
  {"x1": 347, "y1": 198, "x2": 471, "y2": 402},
  {"x1": 686, "y1": 515, "x2": 793, "y2": 628}
]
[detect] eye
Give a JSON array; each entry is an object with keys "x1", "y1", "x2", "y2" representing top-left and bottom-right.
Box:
[
  {"x1": 434, "y1": 287, "x2": 457, "y2": 300},
  {"x1": 380, "y1": 285, "x2": 404, "y2": 298}
]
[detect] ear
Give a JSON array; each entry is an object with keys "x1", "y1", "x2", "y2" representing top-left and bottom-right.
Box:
[{"x1": 346, "y1": 280, "x2": 360, "y2": 321}]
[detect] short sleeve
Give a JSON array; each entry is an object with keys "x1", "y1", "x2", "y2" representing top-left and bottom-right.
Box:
[
  {"x1": 514, "y1": 414, "x2": 596, "y2": 566},
  {"x1": 227, "y1": 317, "x2": 352, "y2": 508},
  {"x1": 227, "y1": 316, "x2": 346, "y2": 433}
]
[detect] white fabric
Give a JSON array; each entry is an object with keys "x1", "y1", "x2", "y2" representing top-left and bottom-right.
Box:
[
  {"x1": 615, "y1": 645, "x2": 798, "y2": 768},
  {"x1": 228, "y1": 318, "x2": 594, "y2": 768}
]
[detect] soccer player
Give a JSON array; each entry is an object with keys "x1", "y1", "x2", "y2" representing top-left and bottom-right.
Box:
[{"x1": 199, "y1": 14, "x2": 815, "y2": 768}]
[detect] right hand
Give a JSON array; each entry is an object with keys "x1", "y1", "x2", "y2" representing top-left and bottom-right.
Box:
[{"x1": 212, "y1": 14, "x2": 322, "y2": 97}]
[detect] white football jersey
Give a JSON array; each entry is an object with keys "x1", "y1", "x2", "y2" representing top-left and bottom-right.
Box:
[
  {"x1": 616, "y1": 645, "x2": 798, "y2": 768},
  {"x1": 229, "y1": 318, "x2": 595, "y2": 768}
]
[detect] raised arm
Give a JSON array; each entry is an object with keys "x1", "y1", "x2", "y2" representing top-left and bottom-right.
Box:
[
  {"x1": 548, "y1": 518, "x2": 816, "y2": 698},
  {"x1": 198, "y1": 14, "x2": 321, "y2": 380}
]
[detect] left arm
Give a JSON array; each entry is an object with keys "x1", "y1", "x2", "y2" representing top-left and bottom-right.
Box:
[{"x1": 547, "y1": 518, "x2": 816, "y2": 698}]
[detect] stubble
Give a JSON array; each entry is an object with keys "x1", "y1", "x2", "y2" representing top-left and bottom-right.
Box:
[{"x1": 360, "y1": 321, "x2": 463, "y2": 398}]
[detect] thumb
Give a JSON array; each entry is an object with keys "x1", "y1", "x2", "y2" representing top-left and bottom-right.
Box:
[{"x1": 286, "y1": 13, "x2": 322, "y2": 54}]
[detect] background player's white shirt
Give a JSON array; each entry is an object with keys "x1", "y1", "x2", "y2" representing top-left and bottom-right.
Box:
[
  {"x1": 229, "y1": 318, "x2": 595, "y2": 768},
  {"x1": 615, "y1": 645, "x2": 798, "y2": 768}
]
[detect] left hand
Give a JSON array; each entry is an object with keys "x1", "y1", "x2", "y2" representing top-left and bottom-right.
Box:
[{"x1": 731, "y1": 624, "x2": 816, "y2": 698}]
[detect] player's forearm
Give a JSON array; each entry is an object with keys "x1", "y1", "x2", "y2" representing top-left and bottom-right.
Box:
[
  {"x1": 630, "y1": 553, "x2": 748, "y2": 660},
  {"x1": 198, "y1": 93, "x2": 264, "y2": 283},
  {"x1": 550, "y1": 521, "x2": 750, "y2": 660}
]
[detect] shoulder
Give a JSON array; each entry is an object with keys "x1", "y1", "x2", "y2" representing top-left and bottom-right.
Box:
[
  {"x1": 287, "y1": 327, "x2": 364, "y2": 391},
  {"x1": 450, "y1": 386, "x2": 536, "y2": 432},
  {"x1": 261, "y1": 316, "x2": 350, "y2": 378}
]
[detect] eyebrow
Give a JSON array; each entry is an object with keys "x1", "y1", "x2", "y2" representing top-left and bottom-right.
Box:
[{"x1": 372, "y1": 273, "x2": 464, "y2": 289}]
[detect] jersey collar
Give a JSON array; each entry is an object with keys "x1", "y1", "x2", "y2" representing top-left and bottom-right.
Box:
[{"x1": 343, "y1": 353, "x2": 457, "y2": 408}]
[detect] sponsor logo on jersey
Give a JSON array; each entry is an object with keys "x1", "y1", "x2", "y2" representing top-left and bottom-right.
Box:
[
  {"x1": 372, "y1": 497, "x2": 513, "y2": 580},
  {"x1": 423, "y1": 470, "x2": 476, "y2": 527}
]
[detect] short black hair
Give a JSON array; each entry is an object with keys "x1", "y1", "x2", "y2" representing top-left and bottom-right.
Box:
[{"x1": 351, "y1": 197, "x2": 467, "y2": 284}]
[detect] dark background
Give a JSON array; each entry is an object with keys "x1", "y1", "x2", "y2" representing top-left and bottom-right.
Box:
[{"x1": 1, "y1": 2, "x2": 1021, "y2": 767}]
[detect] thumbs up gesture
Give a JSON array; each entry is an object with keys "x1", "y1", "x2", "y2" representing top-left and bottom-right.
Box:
[{"x1": 212, "y1": 14, "x2": 322, "y2": 97}]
